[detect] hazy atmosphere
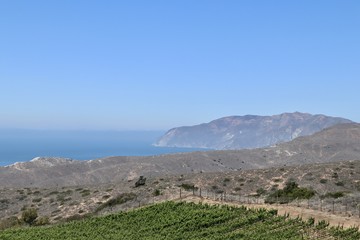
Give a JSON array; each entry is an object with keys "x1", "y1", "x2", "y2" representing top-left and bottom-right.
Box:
[{"x1": 1, "y1": 1, "x2": 359, "y2": 130}]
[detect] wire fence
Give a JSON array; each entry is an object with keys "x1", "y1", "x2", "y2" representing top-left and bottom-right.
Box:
[
  {"x1": 112, "y1": 186, "x2": 360, "y2": 221},
  {"x1": 163, "y1": 187, "x2": 360, "y2": 218}
]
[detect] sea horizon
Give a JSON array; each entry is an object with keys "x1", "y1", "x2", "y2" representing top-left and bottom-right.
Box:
[{"x1": 0, "y1": 129, "x2": 209, "y2": 166}]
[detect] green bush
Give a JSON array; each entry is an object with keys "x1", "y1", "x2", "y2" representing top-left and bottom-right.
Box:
[
  {"x1": 153, "y1": 189, "x2": 161, "y2": 196},
  {"x1": 316, "y1": 220, "x2": 329, "y2": 230},
  {"x1": 322, "y1": 192, "x2": 345, "y2": 199},
  {"x1": 21, "y1": 208, "x2": 38, "y2": 226},
  {"x1": 265, "y1": 180, "x2": 315, "y2": 204}
]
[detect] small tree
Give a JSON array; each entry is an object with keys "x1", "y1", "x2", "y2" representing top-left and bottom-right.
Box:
[
  {"x1": 22, "y1": 208, "x2": 38, "y2": 226},
  {"x1": 265, "y1": 180, "x2": 315, "y2": 204}
]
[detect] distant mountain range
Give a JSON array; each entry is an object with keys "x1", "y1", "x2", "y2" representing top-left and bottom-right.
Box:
[
  {"x1": 154, "y1": 112, "x2": 353, "y2": 150},
  {"x1": 1, "y1": 122, "x2": 360, "y2": 188}
]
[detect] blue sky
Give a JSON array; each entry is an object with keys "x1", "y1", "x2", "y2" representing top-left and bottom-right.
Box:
[{"x1": 1, "y1": 1, "x2": 359, "y2": 130}]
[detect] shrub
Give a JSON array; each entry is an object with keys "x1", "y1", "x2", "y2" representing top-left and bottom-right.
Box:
[
  {"x1": 307, "y1": 217, "x2": 315, "y2": 226},
  {"x1": 273, "y1": 178, "x2": 283, "y2": 183},
  {"x1": 32, "y1": 198, "x2": 42, "y2": 203},
  {"x1": 56, "y1": 194, "x2": 72, "y2": 205},
  {"x1": 80, "y1": 189, "x2": 91, "y2": 197},
  {"x1": 256, "y1": 188, "x2": 266, "y2": 196},
  {"x1": 332, "y1": 172, "x2": 339, "y2": 179},
  {"x1": 16, "y1": 195, "x2": 27, "y2": 201},
  {"x1": 316, "y1": 220, "x2": 329, "y2": 230},
  {"x1": 265, "y1": 180, "x2": 315, "y2": 204},
  {"x1": 335, "y1": 181, "x2": 344, "y2": 186},
  {"x1": 215, "y1": 189, "x2": 224, "y2": 194},
  {"x1": 17, "y1": 190, "x2": 25, "y2": 194},
  {"x1": 320, "y1": 179, "x2": 327, "y2": 184},
  {"x1": 47, "y1": 191, "x2": 59, "y2": 197},
  {"x1": 95, "y1": 193, "x2": 136, "y2": 212},
  {"x1": 153, "y1": 189, "x2": 161, "y2": 196},
  {"x1": 180, "y1": 183, "x2": 198, "y2": 191},
  {"x1": 322, "y1": 192, "x2": 345, "y2": 199},
  {"x1": 21, "y1": 208, "x2": 38, "y2": 225},
  {"x1": 35, "y1": 216, "x2": 49, "y2": 226},
  {"x1": 223, "y1": 178, "x2": 231, "y2": 183},
  {"x1": 0, "y1": 199, "x2": 9, "y2": 204},
  {"x1": 237, "y1": 178, "x2": 245, "y2": 182}
]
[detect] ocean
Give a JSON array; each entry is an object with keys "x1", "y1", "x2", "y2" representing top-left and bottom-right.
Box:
[{"x1": 0, "y1": 130, "x2": 207, "y2": 166}]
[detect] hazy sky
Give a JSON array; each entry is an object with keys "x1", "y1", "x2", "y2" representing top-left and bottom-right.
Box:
[{"x1": 1, "y1": 1, "x2": 359, "y2": 130}]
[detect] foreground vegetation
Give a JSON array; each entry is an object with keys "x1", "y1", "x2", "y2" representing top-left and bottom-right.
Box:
[{"x1": 0, "y1": 201, "x2": 359, "y2": 240}]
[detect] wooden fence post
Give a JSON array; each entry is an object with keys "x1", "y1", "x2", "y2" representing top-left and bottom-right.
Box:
[
  {"x1": 345, "y1": 203, "x2": 348, "y2": 214},
  {"x1": 320, "y1": 199, "x2": 322, "y2": 212}
]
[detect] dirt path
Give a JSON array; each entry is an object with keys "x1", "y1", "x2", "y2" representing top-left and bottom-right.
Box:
[{"x1": 180, "y1": 195, "x2": 360, "y2": 229}]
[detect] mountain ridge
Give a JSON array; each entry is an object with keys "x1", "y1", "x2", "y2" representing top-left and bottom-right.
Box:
[{"x1": 155, "y1": 112, "x2": 353, "y2": 149}]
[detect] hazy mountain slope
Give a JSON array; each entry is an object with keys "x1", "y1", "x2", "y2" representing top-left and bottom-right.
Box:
[
  {"x1": 155, "y1": 112, "x2": 352, "y2": 149},
  {"x1": 1, "y1": 123, "x2": 359, "y2": 188}
]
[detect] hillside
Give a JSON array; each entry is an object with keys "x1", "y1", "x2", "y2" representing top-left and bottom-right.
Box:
[
  {"x1": 0, "y1": 123, "x2": 359, "y2": 188},
  {"x1": 1, "y1": 201, "x2": 359, "y2": 240},
  {"x1": 155, "y1": 112, "x2": 352, "y2": 149},
  {"x1": 1, "y1": 158, "x2": 360, "y2": 226}
]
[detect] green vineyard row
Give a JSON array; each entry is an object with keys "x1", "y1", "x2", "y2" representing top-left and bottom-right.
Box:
[{"x1": 0, "y1": 201, "x2": 359, "y2": 240}]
